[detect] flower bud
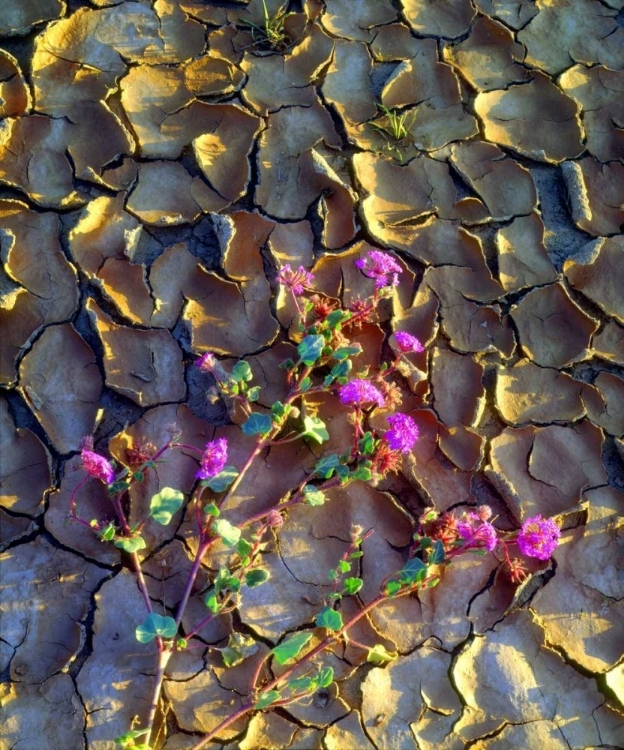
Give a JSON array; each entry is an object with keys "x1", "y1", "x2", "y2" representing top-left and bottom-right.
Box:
[{"x1": 267, "y1": 510, "x2": 284, "y2": 528}]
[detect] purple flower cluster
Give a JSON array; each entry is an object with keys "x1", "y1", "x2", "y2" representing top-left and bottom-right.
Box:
[
  {"x1": 385, "y1": 413, "x2": 419, "y2": 453},
  {"x1": 394, "y1": 331, "x2": 424, "y2": 354},
  {"x1": 81, "y1": 448, "x2": 115, "y2": 485},
  {"x1": 517, "y1": 515, "x2": 561, "y2": 560},
  {"x1": 197, "y1": 352, "x2": 217, "y2": 373},
  {"x1": 276, "y1": 264, "x2": 315, "y2": 295},
  {"x1": 355, "y1": 250, "x2": 402, "y2": 288},
  {"x1": 457, "y1": 511, "x2": 498, "y2": 552},
  {"x1": 197, "y1": 438, "x2": 228, "y2": 480},
  {"x1": 338, "y1": 379, "x2": 385, "y2": 407}
]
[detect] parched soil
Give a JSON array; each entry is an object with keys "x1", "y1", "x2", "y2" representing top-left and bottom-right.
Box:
[{"x1": 1, "y1": 1, "x2": 623, "y2": 749}]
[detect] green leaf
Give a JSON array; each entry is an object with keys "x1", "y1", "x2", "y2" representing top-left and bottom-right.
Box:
[
  {"x1": 332, "y1": 345, "x2": 362, "y2": 361},
  {"x1": 326, "y1": 310, "x2": 347, "y2": 328},
  {"x1": 255, "y1": 690, "x2": 281, "y2": 710},
  {"x1": 288, "y1": 675, "x2": 314, "y2": 694},
  {"x1": 150, "y1": 487, "x2": 184, "y2": 525},
  {"x1": 330, "y1": 360, "x2": 352, "y2": 379},
  {"x1": 108, "y1": 480, "x2": 129, "y2": 495},
  {"x1": 358, "y1": 432, "x2": 375, "y2": 455},
  {"x1": 429, "y1": 539, "x2": 445, "y2": 565},
  {"x1": 231, "y1": 360, "x2": 253, "y2": 382},
  {"x1": 247, "y1": 386, "x2": 261, "y2": 402},
  {"x1": 204, "y1": 502, "x2": 220, "y2": 517},
  {"x1": 135, "y1": 613, "x2": 177, "y2": 643},
  {"x1": 338, "y1": 560, "x2": 351, "y2": 573},
  {"x1": 315, "y1": 607, "x2": 343, "y2": 632},
  {"x1": 385, "y1": 580, "x2": 402, "y2": 597},
  {"x1": 242, "y1": 413, "x2": 273, "y2": 436},
  {"x1": 335, "y1": 464, "x2": 350, "y2": 483},
  {"x1": 297, "y1": 334, "x2": 325, "y2": 365},
  {"x1": 343, "y1": 577, "x2": 363, "y2": 596},
  {"x1": 366, "y1": 644, "x2": 398, "y2": 665},
  {"x1": 271, "y1": 401, "x2": 288, "y2": 420},
  {"x1": 176, "y1": 638, "x2": 188, "y2": 649},
  {"x1": 221, "y1": 632, "x2": 258, "y2": 668},
  {"x1": 114, "y1": 536, "x2": 147, "y2": 554},
  {"x1": 213, "y1": 518, "x2": 241, "y2": 548},
  {"x1": 205, "y1": 592, "x2": 219, "y2": 613},
  {"x1": 303, "y1": 485, "x2": 326, "y2": 506},
  {"x1": 214, "y1": 566, "x2": 240, "y2": 593},
  {"x1": 302, "y1": 416, "x2": 329, "y2": 444},
  {"x1": 399, "y1": 557, "x2": 427, "y2": 585},
  {"x1": 313, "y1": 454, "x2": 341, "y2": 479},
  {"x1": 271, "y1": 632, "x2": 313, "y2": 665},
  {"x1": 317, "y1": 666, "x2": 334, "y2": 688},
  {"x1": 237, "y1": 538, "x2": 253, "y2": 557},
  {"x1": 299, "y1": 376, "x2": 312, "y2": 392},
  {"x1": 244, "y1": 569, "x2": 271, "y2": 588},
  {"x1": 205, "y1": 466, "x2": 238, "y2": 493},
  {"x1": 350, "y1": 465, "x2": 372, "y2": 482},
  {"x1": 99, "y1": 522, "x2": 116, "y2": 541}
]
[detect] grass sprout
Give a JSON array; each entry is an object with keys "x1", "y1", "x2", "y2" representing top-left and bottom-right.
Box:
[
  {"x1": 242, "y1": 0, "x2": 292, "y2": 52},
  {"x1": 368, "y1": 104, "x2": 417, "y2": 161}
]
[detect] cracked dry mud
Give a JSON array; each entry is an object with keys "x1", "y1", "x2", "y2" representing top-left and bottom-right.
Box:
[{"x1": 1, "y1": 0, "x2": 623, "y2": 748}]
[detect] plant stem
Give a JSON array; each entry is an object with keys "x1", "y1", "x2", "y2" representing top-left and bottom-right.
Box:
[{"x1": 144, "y1": 648, "x2": 173, "y2": 748}]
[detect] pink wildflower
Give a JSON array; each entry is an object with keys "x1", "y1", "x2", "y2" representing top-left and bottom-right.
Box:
[
  {"x1": 355, "y1": 250, "x2": 402, "y2": 288},
  {"x1": 197, "y1": 438, "x2": 228, "y2": 480},
  {"x1": 338, "y1": 379, "x2": 386, "y2": 407},
  {"x1": 394, "y1": 331, "x2": 424, "y2": 353},
  {"x1": 517, "y1": 515, "x2": 561, "y2": 560},
  {"x1": 277, "y1": 264, "x2": 314, "y2": 295},
  {"x1": 457, "y1": 512, "x2": 498, "y2": 552},
  {"x1": 385, "y1": 413, "x2": 419, "y2": 454},
  {"x1": 81, "y1": 447, "x2": 115, "y2": 485},
  {"x1": 197, "y1": 352, "x2": 217, "y2": 372}
]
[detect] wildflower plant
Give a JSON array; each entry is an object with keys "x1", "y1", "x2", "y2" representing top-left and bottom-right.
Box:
[
  {"x1": 68, "y1": 250, "x2": 562, "y2": 749},
  {"x1": 368, "y1": 104, "x2": 417, "y2": 161}
]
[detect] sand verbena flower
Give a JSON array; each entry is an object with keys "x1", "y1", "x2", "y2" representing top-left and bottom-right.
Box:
[
  {"x1": 338, "y1": 379, "x2": 386, "y2": 407},
  {"x1": 517, "y1": 514, "x2": 561, "y2": 560},
  {"x1": 355, "y1": 250, "x2": 402, "y2": 288},
  {"x1": 457, "y1": 510, "x2": 498, "y2": 552},
  {"x1": 197, "y1": 438, "x2": 228, "y2": 480},
  {"x1": 81, "y1": 445, "x2": 115, "y2": 485},
  {"x1": 394, "y1": 331, "x2": 424, "y2": 353},
  {"x1": 277, "y1": 264, "x2": 314, "y2": 295},
  {"x1": 385, "y1": 413, "x2": 419, "y2": 453}
]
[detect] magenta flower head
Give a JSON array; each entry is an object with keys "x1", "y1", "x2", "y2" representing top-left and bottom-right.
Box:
[
  {"x1": 457, "y1": 512, "x2": 498, "y2": 552},
  {"x1": 196, "y1": 438, "x2": 228, "y2": 480},
  {"x1": 517, "y1": 515, "x2": 561, "y2": 560},
  {"x1": 385, "y1": 413, "x2": 419, "y2": 453},
  {"x1": 338, "y1": 379, "x2": 386, "y2": 408},
  {"x1": 394, "y1": 331, "x2": 424, "y2": 354},
  {"x1": 276, "y1": 264, "x2": 314, "y2": 295},
  {"x1": 81, "y1": 446, "x2": 115, "y2": 485},
  {"x1": 355, "y1": 250, "x2": 402, "y2": 288},
  {"x1": 197, "y1": 352, "x2": 217, "y2": 373}
]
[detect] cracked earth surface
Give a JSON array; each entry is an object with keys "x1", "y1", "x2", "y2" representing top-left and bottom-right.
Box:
[{"x1": 1, "y1": 0, "x2": 623, "y2": 748}]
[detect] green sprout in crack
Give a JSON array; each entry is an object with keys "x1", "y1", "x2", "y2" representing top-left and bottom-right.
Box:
[
  {"x1": 242, "y1": 0, "x2": 293, "y2": 52},
  {"x1": 368, "y1": 104, "x2": 417, "y2": 161}
]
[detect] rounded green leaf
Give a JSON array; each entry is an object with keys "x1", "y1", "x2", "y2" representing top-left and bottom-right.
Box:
[
  {"x1": 150, "y1": 487, "x2": 184, "y2": 525},
  {"x1": 302, "y1": 416, "x2": 329, "y2": 444},
  {"x1": 212, "y1": 518, "x2": 241, "y2": 547},
  {"x1": 271, "y1": 631, "x2": 313, "y2": 665},
  {"x1": 297, "y1": 334, "x2": 324, "y2": 365},
  {"x1": 114, "y1": 536, "x2": 147, "y2": 553},
  {"x1": 244, "y1": 569, "x2": 271, "y2": 588},
  {"x1": 255, "y1": 689, "x2": 281, "y2": 710},
  {"x1": 315, "y1": 606, "x2": 343, "y2": 632},
  {"x1": 135, "y1": 613, "x2": 177, "y2": 643},
  {"x1": 242, "y1": 413, "x2": 273, "y2": 436},
  {"x1": 205, "y1": 466, "x2": 238, "y2": 493}
]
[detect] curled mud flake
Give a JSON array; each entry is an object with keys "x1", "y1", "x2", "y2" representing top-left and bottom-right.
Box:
[
  {"x1": 87, "y1": 299, "x2": 185, "y2": 407},
  {"x1": 487, "y1": 421, "x2": 606, "y2": 522},
  {"x1": 517, "y1": 0, "x2": 623, "y2": 76},
  {"x1": 564, "y1": 236, "x2": 624, "y2": 323},
  {"x1": 510, "y1": 282, "x2": 599, "y2": 368},
  {"x1": 322, "y1": 40, "x2": 377, "y2": 128},
  {"x1": 431, "y1": 348, "x2": 485, "y2": 430},
  {"x1": 593, "y1": 321, "x2": 624, "y2": 366},
  {"x1": 126, "y1": 160, "x2": 228, "y2": 226},
  {"x1": 18, "y1": 324, "x2": 102, "y2": 454},
  {"x1": 495, "y1": 213, "x2": 557, "y2": 293},
  {"x1": 473, "y1": 0, "x2": 538, "y2": 30},
  {"x1": 475, "y1": 72, "x2": 584, "y2": 163},
  {"x1": 321, "y1": 0, "x2": 397, "y2": 43},
  {"x1": 1, "y1": 536, "x2": 108, "y2": 685},
  {"x1": 531, "y1": 486, "x2": 624, "y2": 673},
  {"x1": 184, "y1": 54, "x2": 244, "y2": 97},
  {"x1": 0, "y1": 0, "x2": 65, "y2": 36},
  {"x1": 443, "y1": 15, "x2": 529, "y2": 92},
  {"x1": 449, "y1": 141, "x2": 537, "y2": 222},
  {"x1": 402, "y1": 0, "x2": 476, "y2": 39},
  {"x1": 561, "y1": 158, "x2": 624, "y2": 238},
  {"x1": 325, "y1": 712, "x2": 375, "y2": 750},
  {"x1": 0, "y1": 398, "x2": 51, "y2": 518},
  {"x1": 582, "y1": 372, "x2": 624, "y2": 437},
  {"x1": 361, "y1": 645, "x2": 462, "y2": 750},
  {"x1": 370, "y1": 23, "x2": 423, "y2": 61},
  {"x1": 452, "y1": 609, "x2": 617, "y2": 747},
  {"x1": 0, "y1": 51, "x2": 30, "y2": 117},
  {"x1": 239, "y1": 713, "x2": 298, "y2": 750},
  {"x1": 495, "y1": 360, "x2": 585, "y2": 426},
  {"x1": 559, "y1": 65, "x2": 624, "y2": 162}
]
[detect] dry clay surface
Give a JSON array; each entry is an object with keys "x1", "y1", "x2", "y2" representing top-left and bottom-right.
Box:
[{"x1": 1, "y1": 0, "x2": 623, "y2": 748}]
